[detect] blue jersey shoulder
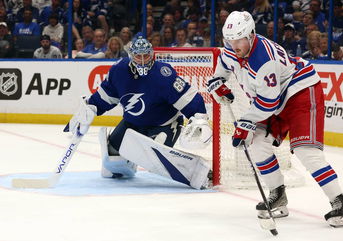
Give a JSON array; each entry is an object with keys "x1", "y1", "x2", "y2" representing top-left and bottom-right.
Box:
[{"x1": 249, "y1": 35, "x2": 276, "y2": 71}]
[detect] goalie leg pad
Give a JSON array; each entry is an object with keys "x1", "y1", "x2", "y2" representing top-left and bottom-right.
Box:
[
  {"x1": 119, "y1": 128, "x2": 210, "y2": 189},
  {"x1": 99, "y1": 127, "x2": 137, "y2": 178}
]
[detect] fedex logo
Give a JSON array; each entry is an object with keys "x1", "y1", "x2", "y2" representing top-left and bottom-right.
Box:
[{"x1": 319, "y1": 72, "x2": 343, "y2": 102}]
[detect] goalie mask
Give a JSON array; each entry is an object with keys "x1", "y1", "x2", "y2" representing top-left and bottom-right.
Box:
[{"x1": 129, "y1": 36, "x2": 154, "y2": 76}]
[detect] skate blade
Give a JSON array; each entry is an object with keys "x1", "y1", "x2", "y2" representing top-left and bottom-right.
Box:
[
  {"x1": 258, "y1": 206, "x2": 289, "y2": 219},
  {"x1": 327, "y1": 216, "x2": 343, "y2": 227}
]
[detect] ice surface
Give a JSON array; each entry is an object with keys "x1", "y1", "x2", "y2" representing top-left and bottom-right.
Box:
[{"x1": 1, "y1": 123, "x2": 343, "y2": 241}]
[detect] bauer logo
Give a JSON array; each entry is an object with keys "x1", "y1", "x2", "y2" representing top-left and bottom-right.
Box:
[{"x1": 0, "y1": 69, "x2": 22, "y2": 100}]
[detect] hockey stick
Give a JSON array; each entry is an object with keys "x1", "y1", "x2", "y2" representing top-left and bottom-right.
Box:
[
  {"x1": 227, "y1": 103, "x2": 278, "y2": 236},
  {"x1": 12, "y1": 130, "x2": 83, "y2": 189}
]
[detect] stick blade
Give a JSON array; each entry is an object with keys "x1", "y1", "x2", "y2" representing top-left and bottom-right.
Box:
[
  {"x1": 258, "y1": 217, "x2": 278, "y2": 235},
  {"x1": 12, "y1": 178, "x2": 52, "y2": 188}
]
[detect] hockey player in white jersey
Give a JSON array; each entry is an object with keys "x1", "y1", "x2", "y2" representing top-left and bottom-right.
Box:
[
  {"x1": 207, "y1": 11, "x2": 343, "y2": 227},
  {"x1": 66, "y1": 35, "x2": 212, "y2": 189}
]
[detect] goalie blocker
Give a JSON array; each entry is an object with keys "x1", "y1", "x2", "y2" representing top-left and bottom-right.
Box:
[{"x1": 116, "y1": 129, "x2": 211, "y2": 189}]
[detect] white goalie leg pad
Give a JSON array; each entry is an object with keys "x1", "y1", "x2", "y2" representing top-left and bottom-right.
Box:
[
  {"x1": 119, "y1": 128, "x2": 210, "y2": 189},
  {"x1": 99, "y1": 127, "x2": 137, "y2": 178}
]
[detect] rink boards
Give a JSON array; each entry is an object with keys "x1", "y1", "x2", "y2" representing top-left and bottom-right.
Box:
[{"x1": 0, "y1": 59, "x2": 342, "y2": 147}]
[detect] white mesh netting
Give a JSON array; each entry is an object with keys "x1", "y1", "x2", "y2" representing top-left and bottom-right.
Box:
[{"x1": 155, "y1": 48, "x2": 304, "y2": 188}]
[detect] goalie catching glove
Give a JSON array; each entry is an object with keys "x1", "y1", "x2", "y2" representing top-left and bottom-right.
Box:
[
  {"x1": 64, "y1": 96, "x2": 97, "y2": 136},
  {"x1": 207, "y1": 77, "x2": 234, "y2": 104},
  {"x1": 179, "y1": 113, "x2": 212, "y2": 149},
  {"x1": 232, "y1": 119, "x2": 256, "y2": 148}
]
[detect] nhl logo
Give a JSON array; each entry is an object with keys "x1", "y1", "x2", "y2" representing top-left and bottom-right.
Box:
[
  {"x1": 0, "y1": 72, "x2": 18, "y2": 96},
  {"x1": 0, "y1": 69, "x2": 22, "y2": 100},
  {"x1": 160, "y1": 66, "x2": 172, "y2": 77}
]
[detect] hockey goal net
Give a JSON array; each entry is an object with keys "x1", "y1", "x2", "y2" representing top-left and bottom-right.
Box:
[{"x1": 154, "y1": 47, "x2": 304, "y2": 188}]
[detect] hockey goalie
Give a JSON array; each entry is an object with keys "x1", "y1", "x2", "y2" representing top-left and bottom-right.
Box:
[{"x1": 67, "y1": 35, "x2": 212, "y2": 190}]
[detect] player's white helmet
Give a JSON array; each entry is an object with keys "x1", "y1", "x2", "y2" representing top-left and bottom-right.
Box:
[
  {"x1": 222, "y1": 11, "x2": 255, "y2": 46},
  {"x1": 129, "y1": 35, "x2": 154, "y2": 76}
]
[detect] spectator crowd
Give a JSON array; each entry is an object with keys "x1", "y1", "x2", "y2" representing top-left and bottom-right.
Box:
[{"x1": 0, "y1": 0, "x2": 342, "y2": 60}]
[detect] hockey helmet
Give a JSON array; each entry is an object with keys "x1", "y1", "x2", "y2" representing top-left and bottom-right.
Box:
[
  {"x1": 222, "y1": 11, "x2": 255, "y2": 47},
  {"x1": 129, "y1": 35, "x2": 154, "y2": 76}
]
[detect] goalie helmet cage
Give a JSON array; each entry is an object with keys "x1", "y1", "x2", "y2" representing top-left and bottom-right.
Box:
[{"x1": 154, "y1": 47, "x2": 304, "y2": 188}]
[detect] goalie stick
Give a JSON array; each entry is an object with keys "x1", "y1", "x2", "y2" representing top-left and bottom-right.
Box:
[
  {"x1": 226, "y1": 103, "x2": 278, "y2": 236},
  {"x1": 11, "y1": 128, "x2": 83, "y2": 189}
]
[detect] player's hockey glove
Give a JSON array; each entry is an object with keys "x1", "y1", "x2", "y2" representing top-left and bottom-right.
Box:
[
  {"x1": 64, "y1": 96, "x2": 97, "y2": 136},
  {"x1": 232, "y1": 119, "x2": 256, "y2": 148},
  {"x1": 179, "y1": 113, "x2": 212, "y2": 149},
  {"x1": 206, "y1": 77, "x2": 234, "y2": 104}
]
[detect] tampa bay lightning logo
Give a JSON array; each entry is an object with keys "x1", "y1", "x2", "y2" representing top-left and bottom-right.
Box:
[
  {"x1": 160, "y1": 66, "x2": 172, "y2": 77},
  {"x1": 120, "y1": 93, "x2": 145, "y2": 116}
]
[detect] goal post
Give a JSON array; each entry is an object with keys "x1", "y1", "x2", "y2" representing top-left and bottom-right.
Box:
[{"x1": 154, "y1": 47, "x2": 304, "y2": 188}]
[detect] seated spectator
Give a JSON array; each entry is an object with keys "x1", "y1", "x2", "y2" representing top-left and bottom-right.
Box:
[
  {"x1": 150, "y1": 32, "x2": 162, "y2": 47},
  {"x1": 76, "y1": 28, "x2": 107, "y2": 59},
  {"x1": 299, "y1": 11, "x2": 315, "y2": 36},
  {"x1": 332, "y1": 42, "x2": 343, "y2": 60},
  {"x1": 309, "y1": 0, "x2": 326, "y2": 32},
  {"x1": 292, "y1": 11, "x2": 305, "y2": 32},
  {"x1": 0, "y1": 22, "x2": 14, "y2": 57},
  {"x1": 81, "y1": 25, "x2": 94, "y2": 46},
  {"x1": 102, "y1": 36, "x2": 128, "y2": 59},
  {"x1": 332, "y1": 0, "x2": 343, "y2": 42},
  {"x1": 180, "y1": 6, "x2": 201, "y2": 29},
  {"x1": 250, "y1": 0, "x2": 273, "y2": 25},
  {"x1": 87, "y1": 0, "x2": 109, "y2": 36},
  {"x1": 161, "y1": 0, "x2": 182, "y2": 18},
  {"x1": 65, "y1": 0, "x2": 92, "y2": 38},
  {"x1": 16, "y1": 0, "x2": 40, "y2": 23},
  {"x1": 183, "y1": 0, "x2": 201, "y2": 18},
  {"x1": 39, "y1": 0, "x2": 65, "y2": 27},
  {"x1": 172, "y1": 7, "x2": 184, "y2": 30},
  {"x1": 42, "y1": 14, "x2": 64, "y2": 48},
  {"x1": 13, "y1": 9, "x2": 40, "y2": 40},
  {"x1": 33, "y1": 34, "x2": 62, "y2": 58},
  {"x1": 65, "y1": 38, "x2": 84, "y2": 58},
  {"x1": 197, "y1": 16, "x2": 210, "y2": 47},
  {"x1": 161, "y1": 26, "x2": 175, "y2": 47},
  {"x1": 119, "y1": 26, "x2": 132, "y2": 53},
  {"x1": 281, "y1": 23, "x2": 299, "y2": 56},
  {"x1": 159, "y1": 13, "x2": 175, "y2": 35},
  {"x1": 172, "y1": 28, "x2": 192, "y2": 47},
  {"x1": 302, "y1": 30, "x2": 325, "y2": 59},
  {"x1": 304, "y1": 23, "x2": 319, "y2": 37},
  {"x1": 186, "y1": 21, "x2": 198, "y2": 45}
]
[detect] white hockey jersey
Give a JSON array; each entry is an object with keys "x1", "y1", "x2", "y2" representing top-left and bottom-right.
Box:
[{"x1": 214, "y1": 34, "x2": 321, "y2": 123}]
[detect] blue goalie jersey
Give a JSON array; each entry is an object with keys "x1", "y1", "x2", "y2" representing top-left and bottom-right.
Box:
[{"x1": 88, "y1": 57, "x2": 206, "y2": 127}]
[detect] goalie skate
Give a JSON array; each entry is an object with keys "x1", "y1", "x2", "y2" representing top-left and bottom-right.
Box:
[
  {"x1": 256, "y1": 185, "x2": 289, "y2": 219},
  {"x1": 325, "y1": 194, "x2": 343, "y2": 227}
]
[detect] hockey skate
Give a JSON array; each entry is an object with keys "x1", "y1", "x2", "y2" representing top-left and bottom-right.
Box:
[
  {"x1": 324, "y1": 194, "x2": 343, "y2": 227},
  {"x1": 256, "y1": 185, "x2": 289, "y2": 219}
]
